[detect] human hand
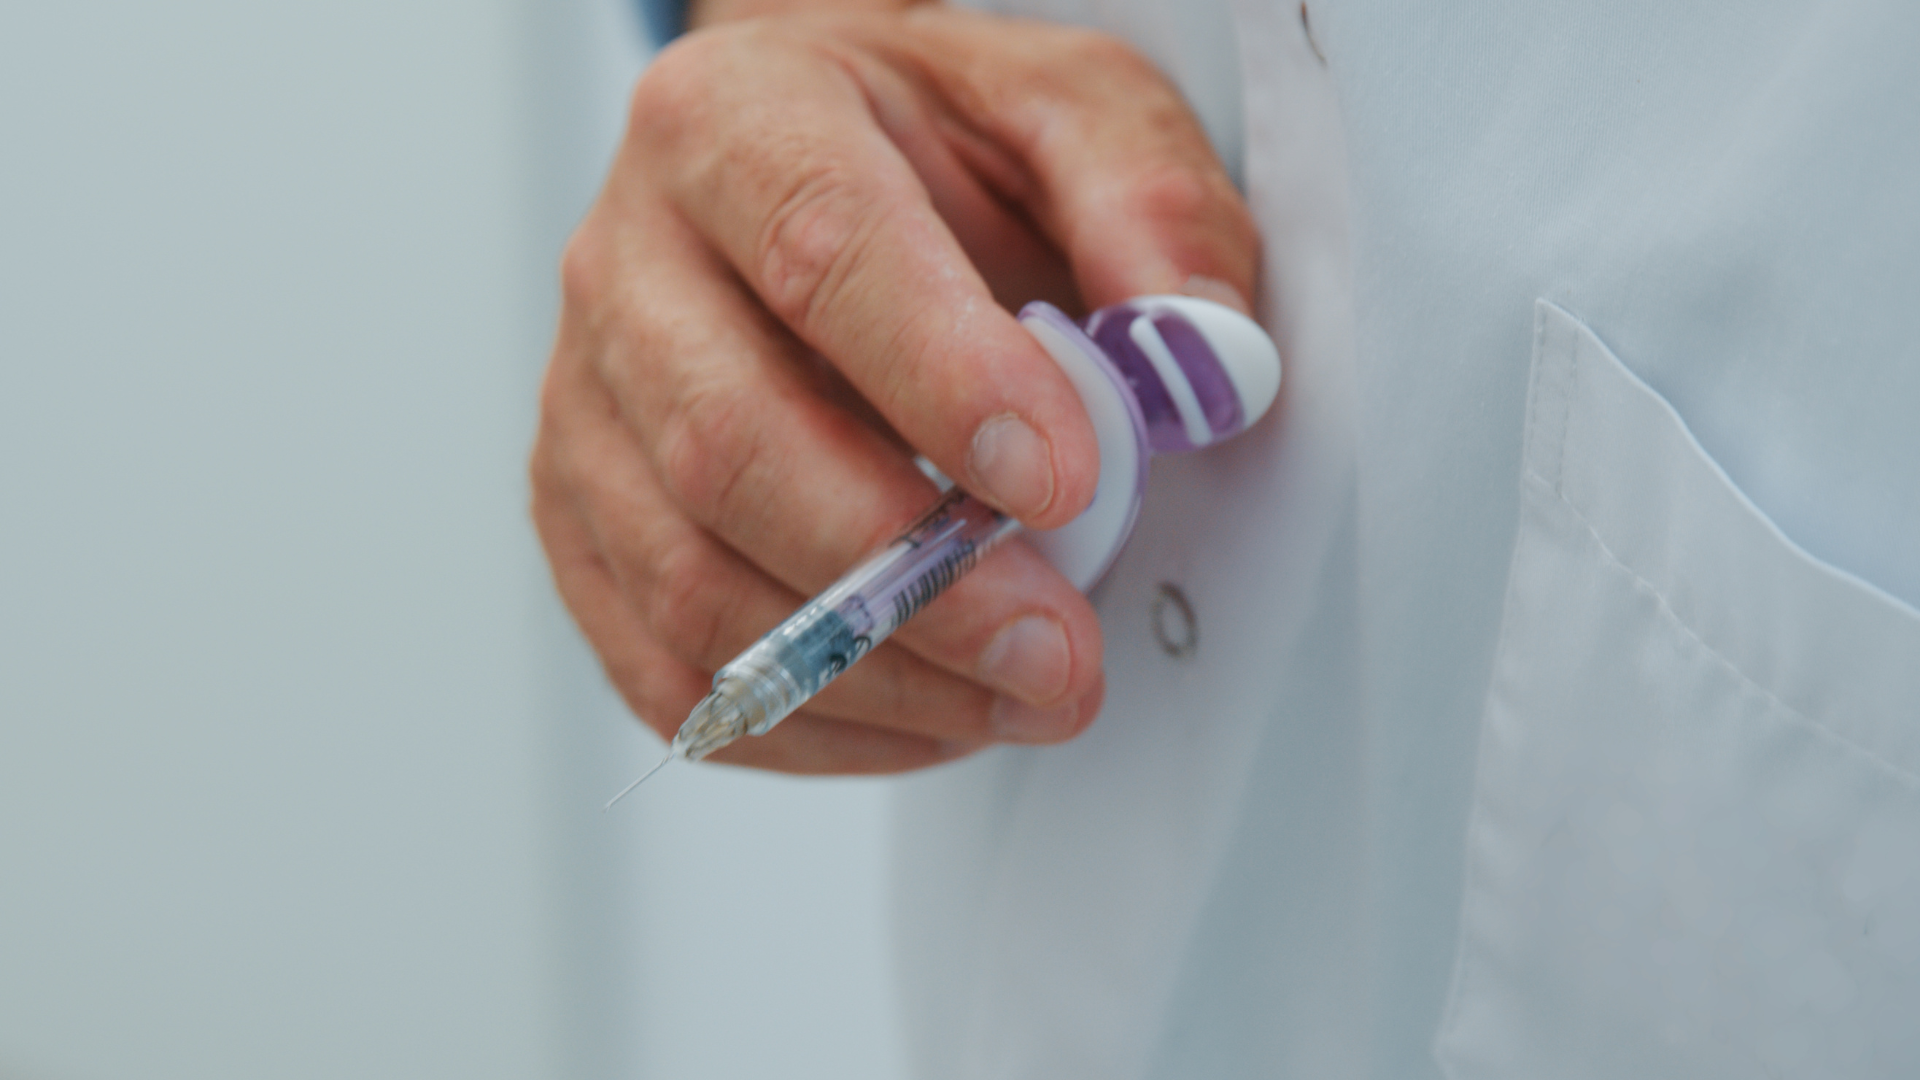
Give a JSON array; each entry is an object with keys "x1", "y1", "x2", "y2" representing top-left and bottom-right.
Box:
[{"x1": 531, "y1": 4, "x2": 1256, "y2": 773}]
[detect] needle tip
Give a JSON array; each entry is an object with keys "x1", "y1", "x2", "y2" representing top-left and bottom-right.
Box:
[{"x1": 604, "y1": 752, "x2": 674, "y2": 812}]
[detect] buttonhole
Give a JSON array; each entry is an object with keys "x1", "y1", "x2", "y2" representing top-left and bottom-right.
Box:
[
  {"x1": 1152, "y1": 582, "x2": 1198, "y2": 660},
  {"x1": 1300, "y1": 3, "x2": 1327, "y2": 66}
]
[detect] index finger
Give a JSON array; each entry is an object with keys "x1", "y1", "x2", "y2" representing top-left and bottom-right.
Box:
[{"x1": 633, "y1": 21, "x2": 1100, "y2": 529}]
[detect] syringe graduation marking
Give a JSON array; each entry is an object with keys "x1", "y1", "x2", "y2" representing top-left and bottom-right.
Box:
[{"x1": 892, "y1": 537, "x2": 978, "y2": 626}]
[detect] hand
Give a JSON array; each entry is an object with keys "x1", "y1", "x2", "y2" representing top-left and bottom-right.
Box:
[{"x1": 531, "y1": 4, "x2": 1256, "y2": 773}]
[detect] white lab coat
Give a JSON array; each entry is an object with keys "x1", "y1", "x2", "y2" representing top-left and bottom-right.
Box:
[{"x1": 893, "y1": 2, "x2": 1920, "y2": 1078}]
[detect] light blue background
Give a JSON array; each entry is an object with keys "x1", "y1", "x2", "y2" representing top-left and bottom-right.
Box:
[{"x1": 0, "y1": 2, "x2": 901, "y2": 1077}]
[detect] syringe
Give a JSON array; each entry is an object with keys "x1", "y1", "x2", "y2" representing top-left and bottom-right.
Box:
[
  {"x1": 605, "y1": 294, "x2": 1281, "y2": 805},
  {"x1": 604, "y1": 486, "x2": 1016, "y2": 807}
]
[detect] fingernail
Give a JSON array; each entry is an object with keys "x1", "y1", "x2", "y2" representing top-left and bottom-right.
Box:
[
  {"x1": 979, "y1": 614, "x2": 1072, "y2": 703},
  {"x1": 991, "y1": 696, "x2": 1081, "y2": 744},
  {"x1": 969, "y1": 413, "x2": 1054, "y2": 518},
  {"x1": 1180, "y1": 274, "x2": 1252, "y2": 316}
]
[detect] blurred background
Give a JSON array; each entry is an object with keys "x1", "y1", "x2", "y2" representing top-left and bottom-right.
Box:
[{"x1": 0, "y1": 1, "x2": 905, "y2": 1077}]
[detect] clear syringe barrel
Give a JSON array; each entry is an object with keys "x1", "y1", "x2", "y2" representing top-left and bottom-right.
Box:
[{"x1": 671, "y1": 488, "x2": 1020, "y2": 761}]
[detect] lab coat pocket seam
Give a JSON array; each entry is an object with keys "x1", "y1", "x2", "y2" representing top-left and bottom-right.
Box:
[
  {"x1": 1522, "y1": 465, "x2": 1920, "y2": 793},
  {"x1": 1550, "y1": 302, "x2": 1920, "y2": 786}
]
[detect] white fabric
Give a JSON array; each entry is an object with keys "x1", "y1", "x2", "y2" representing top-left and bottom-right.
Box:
[
  {"x1": 1435, "y1": 301, "x2": 1920, "y2": 1079},
  {"x1": 896, "y1": 2, "x2": 1920, "y2": 1078}
]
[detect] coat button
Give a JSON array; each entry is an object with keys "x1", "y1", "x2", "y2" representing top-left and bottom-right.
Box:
[{"x1": 1151, "y1": 582, "x2": 1198, "y2": 659}]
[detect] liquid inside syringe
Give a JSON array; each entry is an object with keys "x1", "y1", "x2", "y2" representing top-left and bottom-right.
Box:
[{"x1": 607, "y1": 486, "x2": 1019, "y2": 806}]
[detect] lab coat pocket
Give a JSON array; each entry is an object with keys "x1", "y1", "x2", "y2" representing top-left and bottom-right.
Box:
[{"x1": 1433, "y1": 301, "x2": 1920, "y2": 1079}]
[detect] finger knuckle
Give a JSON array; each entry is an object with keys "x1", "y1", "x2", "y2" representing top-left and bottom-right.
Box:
[
  {"x1": 527, "y1": 427, "x2": 561, "y2": 508},
  {"x1": 646, "y1": 538, "x2": 734, "y2": 664},
  {"x1": 557, "y1": 226, "x2": 607, "y2": 315},
  {"x1": 755, "y1": 160, "x2": 884, "y2": 331},
  {"x1": 1122, "y1": 163, "x2": 1256, "y2": 270},
  {"x1": 1007, "y1": 24, "x2": 1160, "y2": 102},
  {"x1": 1124, "y1": 164, "x2": 1220, "y2": 229},
  {"x1": 526, "y1": 472, "x2": 567, "y2": 560},
  {"x1": 1062, "y1": 26, "x2": 1147, "y2": 74},
  {"x1": 532, "y1": 367, "x2": 563, "y2": 454},
  {"x1": 629, "y1": 24, "x2": 796, "y2": 159},
  {"x1": 655, "y1": 379, "x2": 769, "y2": 526},
  {"x1": 626, "y1": 30, "x2": 731, "y2": 150},
  {"x1": 530, "y1": 365, "x2": 601, "y2": 506}
]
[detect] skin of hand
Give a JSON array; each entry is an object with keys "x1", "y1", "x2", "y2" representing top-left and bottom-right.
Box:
[{"x1": 530, "y1": 1, "x2": 1258, "y2": 774}]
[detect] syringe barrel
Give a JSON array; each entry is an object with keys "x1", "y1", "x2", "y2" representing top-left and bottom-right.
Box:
[{"x1": 708, "y1": 487, "x2": 1019, "y2": 740}]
